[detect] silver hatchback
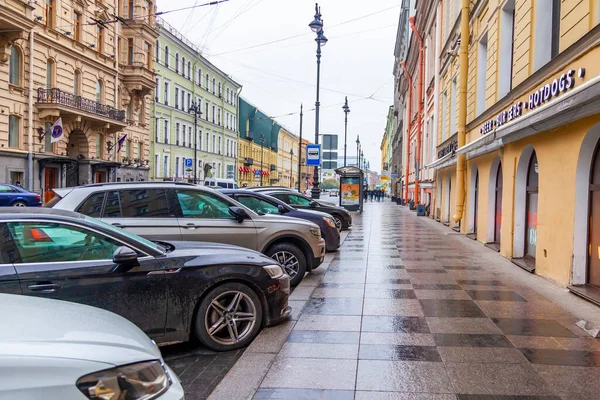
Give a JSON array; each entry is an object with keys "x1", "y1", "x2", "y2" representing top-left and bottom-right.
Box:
[{"x1": 50, "y1": 182, "x2": 325, "y2": 285}]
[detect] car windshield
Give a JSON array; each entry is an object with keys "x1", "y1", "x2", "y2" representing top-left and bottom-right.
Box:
[{"x1": 83, "y1": 215, "x2": 165, "y2": 254}]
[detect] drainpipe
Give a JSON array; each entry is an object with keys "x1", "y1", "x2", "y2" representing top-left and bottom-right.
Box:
[
  {"x1": 27, "y1": 30, "x2": 34, "y2": 191},
  {"x1": 401, "y1": 61, "x2": 413, "y2": 204},
  {"x1": 409, "y1": 16, "x2": 424, "y2": 207},
  {"x1": 453, "y1": 0, "x2": 470, "y2": 223},
  {"x1": 433, "y1": 7, "x2": 441, "y2": 214}
]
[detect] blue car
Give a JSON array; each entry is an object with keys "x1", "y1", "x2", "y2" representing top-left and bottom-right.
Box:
[{"x1": 0, "y1": 184, "x2": 41, "y2": 207}]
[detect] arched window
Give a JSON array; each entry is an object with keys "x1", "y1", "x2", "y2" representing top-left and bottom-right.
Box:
[
  {"x1": 181, "y1": 56, "x2": 185, "y2": 77},
  {"x1": 96, "y1": 80, "x2": 103, "y2": 102},
  {"x1": 46, "y1": 59, "x2": 55, "y2": 89},
  {"x1": 73, "y1": 70, "x2": 81, "y2": 96},
  {"x1": 164, "y1": 46, "x2": 169, "y2": 67},
  {"x1": 175, "y1": 53, "x2": 179, "y2": 72},
  {"x1": 9, "y1": 46, "x2": 21, "y2": 85}
]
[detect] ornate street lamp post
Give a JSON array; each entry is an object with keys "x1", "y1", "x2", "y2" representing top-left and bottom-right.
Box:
[
  {"x1": 356, "y1": 135, "x2": 360, "y2": 168},
  {"x1": 309, "y1": 3, "x2": 328, "y2": 199},
  {"x1": 342, "y1": 97, "x2": 350, "y2": 166},
  {"x1": 188, "y1": 101, "x2": 202, "y2": 183}
]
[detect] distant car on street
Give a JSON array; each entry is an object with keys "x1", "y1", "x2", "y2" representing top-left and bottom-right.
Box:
[
  {"x1": 0, "y1": 293, "x2": 185, "y2": 399},
  {"x1": 259, "y1": 189, "x2": 353, "y2": 231},
  {"x1": 0, "y1": 207, "x2": 291, "y2": 351},
  {"x1": 48, "y1": 182, "x2": 325, "y2": 286},
  {"x1": 220, "y1": 189, "x2": 340, "y2": 252},
  {"x1": 0, "y1": 184, "x2": 41, "y2": 207}
]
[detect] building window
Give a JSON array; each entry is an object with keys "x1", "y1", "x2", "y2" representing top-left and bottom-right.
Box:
[
  {"x1": 155, "y1": 40, "x2": 160, "y2": 64},
  {"x1": 8, "y1": 116, "x2": 19, "y2": 148},
  {"x1": 155, "y1": 119, "x2": 160, "y2": 142},
  {"x1": 182, "y1": 124, "x2": 186, "y2": 146},
  {"x1": 181, "y1": 90, "x2": 185, "y2": 111},
  {"x1": 498, "y1": 0, "x2": 515, "y2": 99},
  {"x1": 441, "y1": 90, "x2": 448, "y2": 140},
  {"x1": 146, "y1": 1, "x2": 153, "y2": 23},
  {"x1": 218, "y1": 82, "x2": 221, "y2": 97},
  {"x1": 187, "y1": 93, "x2": 191, "y2": 111},
  {"x1": 96, "y1": 134, "x2": 102, "y2": 158},
  {"x1": 198, "y1": 68, "x2": 202, "y2": 86},
  {"x1": 188, "y1": 62, "x2": 191, "y2": 80},
  {"x1": 96, "y1": 80, "x2": 103, "y2": 102},
  {"x1": 163, "y1": 155, "x2": 169, "y2": 177},
  {"x1": 188, "y1": 127, "x2": 192, "y2": 148},
  {"x1": 164, "y1": 81, "x2": 169, "y2": 105},
  {"x1": 451, "y1": 77, "x2": 457, "y2": 135},
  {"x1": 218, "y1": 108, "x2": 221, "y2": 126},
  {"x1": 218, "y1": 136, "x2": 221, "y2": 154},
  {"x1": 128, "y1": 0, "x2": 134, "y2": 18},
  {"x1": 74, "y1": 70, "x2": 81, "y2": 96},
  {"x1": 444, "y1": 0, "x2": 450, "y2": 39},
  {"x1": 164, "y1": 120, "x2": 169, "y2": 144},
  {"x1": 181, "y1": 57, "x2": 186, "y2": 77},
  {"x1": 205, "y1": 103, "x2": 209, "y2": 121},
  {"x1": 144, "y1": 42, "x2": 151, "y2": 68},
  {"x1": 212, "y1": 78, "x2": 216, "y2": 94},
  {"x1": 46, "y1": 59, "x2": 54, "y2": 89},
  {"x1": 128, "y1": 38, "x2": 134, "y2": 65},
  {"x1": 73, "y1": 11, "x2": 81, "y2": 41},
  {"x1": 155, "y1": 77, "x2": 160, "y2": 101},
  {"x1": 45, "y1": 0, "x2": 54, "y2": 27},
  {"x1": 476, "y1": 33, "x2": 488, "y2": 116},
  {"x1": 97, "y1": 26, "x2": 104, "y2": 53},
  {"x1": 212, "y1": 135, "x2": 216, "y2": 153},
  {"x1": 212, "y1": 106, "x2": 215, "y2": 123},
  {"x1": 175, "y1": 87, "x2": 179, "y2": 108},
  {"x1": 176, "y1": 123, "x2": 180, "y2": 145},
  {"x1": 9, "y1": 46, "x2": 20, "y2": 86},
  {"x1": 164, "y1": 46, "x2": 169, "y2": 67},
  {"x1": 206, "y1": 132, "x2": 209, "y2": 150},
  {"x1": 534, "y1": 0, "x2": 561, "y2": 71},
  {"x1": 155, "y1": 154, "x2": 160, "y2": 177},
  {"x1": 206, "y1": 74, "x2": 209, "y2": 88},
  {"x1": 175, "y1": 53, "x2": 179, "y2": 73}
]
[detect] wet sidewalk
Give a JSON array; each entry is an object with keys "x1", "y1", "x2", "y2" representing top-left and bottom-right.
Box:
[{"x1": 209, "y1": 201, "x2": 600, "y2": 400}]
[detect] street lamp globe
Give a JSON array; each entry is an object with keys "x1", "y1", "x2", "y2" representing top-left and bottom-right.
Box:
[
  {"x1": 342, "y1": 98, "x2": 350, "y2": 114},
  {"x1": 356, "y1": 135, "x2": 360, "y2": 145},
  {"x1": 316, "y1": 28, "x2": 328, "y2": 46},
  {"x1": 309, "y1": 3, "x2": 323, "y2": 32}
]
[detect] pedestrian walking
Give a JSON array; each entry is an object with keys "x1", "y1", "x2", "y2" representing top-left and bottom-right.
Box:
[
  {"x1": 363, "y1": 188, "x2": 368, "y2": 202},
  {"x1": 369, "y1": 190, "x2": 374, "y2": 202}
]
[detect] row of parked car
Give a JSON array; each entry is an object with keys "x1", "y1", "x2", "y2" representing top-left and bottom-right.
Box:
[{"x1": 0, "y1": 182, "x2": 353, "y2": 399}]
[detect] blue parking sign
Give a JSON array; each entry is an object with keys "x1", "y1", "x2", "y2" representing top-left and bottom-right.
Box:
[{"x1": 185, "y1": 158, "x2": 193, "y2": 167}]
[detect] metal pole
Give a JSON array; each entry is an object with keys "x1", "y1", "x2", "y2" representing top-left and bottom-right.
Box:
[
  {"x1": 298, "y1": 104, "x2": 303, "y2": 192},
  {"x1": 343, "y1": 96, "x2": 348, "y2": 166},
  {"x1": 311, "y1": 41, "x2": 322, "y2": 199},
  {"x1": 260, "y1": 135, "x2": 264, "y2": 186},
  {"x1": 193, "y1": 108, "x2": 198, "y2": 184}
]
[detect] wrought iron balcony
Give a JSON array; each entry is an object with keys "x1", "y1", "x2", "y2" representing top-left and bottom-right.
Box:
[{"x1": 37, "y1": 88, "x2": 126, "y2": 123}]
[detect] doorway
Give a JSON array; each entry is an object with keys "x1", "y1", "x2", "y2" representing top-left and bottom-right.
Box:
[
  {"x1": 588, "y1": 145, "x2": 600, "y2": 288},
  {"x1": 525, "y1": 153, "x2": 539, "y2": 260},
  {"x1": 494, "y1": 165, "x2": 503, "y2": 247},
  {"x1": 95, "y1": 171, "x2": 106, "y2": 183},
  {"x1": 44, "y1": 167, "x2": 58, "y2": 203}
]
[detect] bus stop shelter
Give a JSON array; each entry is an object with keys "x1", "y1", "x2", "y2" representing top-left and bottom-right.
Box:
[{"x1": 335, "y1": 166, "x2": 363, "y2": 212}]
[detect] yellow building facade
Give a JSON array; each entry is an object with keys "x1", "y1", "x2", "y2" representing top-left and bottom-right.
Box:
[
  {"x1": 277, "y1": 127, "x2": 300, "y2": 189},
  {"x1": 429, "y1": 0, "x2": 600, "y2": 302}
]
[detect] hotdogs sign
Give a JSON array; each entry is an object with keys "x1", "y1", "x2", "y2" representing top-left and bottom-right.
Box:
[{"x1": 480, "y1": 68, "x2": 585, "y2": 135}]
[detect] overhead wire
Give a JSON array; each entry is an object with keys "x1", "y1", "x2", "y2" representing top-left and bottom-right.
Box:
[{"x1": 208, "y1": 0, "x2": 265, "y2": 42}]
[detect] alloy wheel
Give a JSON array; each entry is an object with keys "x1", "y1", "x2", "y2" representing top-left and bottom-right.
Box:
[
  {"x1": 333, "y1": 216, "x2": 343, "y2": 231},
  {"x1": 272, "y1": 251, "x2": 300, "y2": 278},
  {"x1": 12, "y1": 202, "x2": 26, "y2": 207},
  {"x1": 205, "y1": 291, "x2": 257, "y2": 346}
]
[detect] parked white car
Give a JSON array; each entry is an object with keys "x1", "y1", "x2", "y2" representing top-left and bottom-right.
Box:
[{"x1": 0, "y1": 294, "x2": 184, "y2": 400}]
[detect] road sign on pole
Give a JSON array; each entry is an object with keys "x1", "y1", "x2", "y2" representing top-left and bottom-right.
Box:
[
  {"x1": 184, "y1": 158, "x2": 193, "y2": 167},
  {"x1": 306, "y1": 144, "x2": 321, "y2": 166}
]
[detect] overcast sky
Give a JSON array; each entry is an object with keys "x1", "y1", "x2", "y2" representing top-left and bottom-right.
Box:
[{"x1": 156, "y1": 0, "x2": 400, "y2": 173}]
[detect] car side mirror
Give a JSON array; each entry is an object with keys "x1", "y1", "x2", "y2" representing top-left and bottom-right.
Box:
[
  {"x1": 277, "y1": 205, "x2": 288, "y2": 214},
  {"x1": 229, "y1": 206, "x2": 250, "y2": 223},
  {"x1": 112, "y1": 246, "x2": 139, "y2": 271},
  {"x1": 309, "y1": 201, "x2": 318, "y2": 208}
]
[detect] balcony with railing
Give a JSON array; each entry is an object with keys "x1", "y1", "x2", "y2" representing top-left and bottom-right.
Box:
[{"x1": 37, "y1": 88, "x2": 127, "y2": 132}]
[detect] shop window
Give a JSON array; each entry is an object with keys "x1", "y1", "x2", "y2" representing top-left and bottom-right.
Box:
[{"x1": 476, "y1": 33, "x2": 488, "y2": 116}]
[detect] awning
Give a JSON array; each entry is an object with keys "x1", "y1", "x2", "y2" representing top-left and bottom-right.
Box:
[{"x1": 425, "y1": 152, "x2": 453, "y2": 170}]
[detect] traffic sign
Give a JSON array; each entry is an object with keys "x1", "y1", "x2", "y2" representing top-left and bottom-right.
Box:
[
  {"x1": 184, "y1": 158, "x2": 193, "y2": 167},
  {"x1": 306, "y1": 144, "x2": 321, "y2": 166}
]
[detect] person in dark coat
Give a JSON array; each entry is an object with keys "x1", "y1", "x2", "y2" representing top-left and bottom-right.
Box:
[{"x1": 369, "y1": 190, "x2": 374, "y2": 201}]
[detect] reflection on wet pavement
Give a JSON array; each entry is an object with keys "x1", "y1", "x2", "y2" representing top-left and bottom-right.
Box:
[{"x1": 216, "y1": 202, "x2": 600, "y2": 400}]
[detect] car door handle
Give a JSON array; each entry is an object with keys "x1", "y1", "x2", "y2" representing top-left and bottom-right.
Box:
[
  {"x1": 185, "y1": 223, "x2": 197, "y2": 230},
  {"x1": 28, "y1": 283, "x2": 61, "y2": 293}
]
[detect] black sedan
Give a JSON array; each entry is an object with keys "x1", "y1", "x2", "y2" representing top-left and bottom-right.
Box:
[
  {"x1": 220, "y1": 189, "x2": 341, "y2": 252},
  {"x1": 0, "y1": 208, "x2": 291, "y2": 351},
  {"x1": 0, "y1": 184, "x2": 41, "y2": 207},
  {"x1": 257, "y1": 189, "x2": 353, "y2": 231}
]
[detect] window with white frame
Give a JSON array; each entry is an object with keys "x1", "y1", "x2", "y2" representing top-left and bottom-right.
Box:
[
  {"x1": 188, "y1": 127, "x2": 192, "y2": 148},
  {"x1": 476, "y1": 33, "x2": 488, "y2": 116},
  {"x1": 175, "y1": 156, "x2": 180, "y2": 177},
  {"x1": 176, "y1": 123, "x2": 180, "y2": 145},
  {"x1": 163, "y1": 155, "x2": 169, "y2": 177},
  {"x1": 534, "y1": 0, "x2": 561, "y2": 71},
  {"x1": 498, "y1": 0, "x2": 515, "y2": 99},
  {"x1": 155, "y1": 154, "x2": 160, "y2": 177},
  {"x1": 450, "y1": 76, "x2": 457, "y2": 135},
  {"x1": 182, "y1": 124, "x2": 186, "y2": 147},
  {"x1": 164, "y1": 120, "x2": 169, "y2": 144},
  {"x1": 164, "y1": 80, "x2": 170, "y2": 106}
]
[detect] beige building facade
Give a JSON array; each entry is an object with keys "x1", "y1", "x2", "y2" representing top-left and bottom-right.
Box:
[{"x1": 0, "y1": 0, "x2": 156, "y2": 202}]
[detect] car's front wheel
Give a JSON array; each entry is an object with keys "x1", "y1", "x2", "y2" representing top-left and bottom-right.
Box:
[
  {"x1": 332, "y1": 215, "x2": 343, "y2": 231},
  {"x1": 194, "y1": 282, "x2": 263, "y2": 351},
  {"x1": 266, "y1": 243, "x2": 306, "y2": 286}
]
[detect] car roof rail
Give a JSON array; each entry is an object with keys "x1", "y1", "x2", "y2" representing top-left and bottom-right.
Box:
[{"x1": 74, "y1": 181, "x2": 197, "y2": 188}]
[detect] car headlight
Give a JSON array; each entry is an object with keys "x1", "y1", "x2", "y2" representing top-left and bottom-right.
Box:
[
  {"x1": 76, "y1": 360, "x2": 170, "y2": 400},
  {"x1": 263, "y1": 264, "x2": 284, "y2": 279},
  {"x1": 323, "y1": 217, "x2": 336, "y2": 228},
  {"x1": 310, "y1": 227, "x2": 321, "y2": 239}
]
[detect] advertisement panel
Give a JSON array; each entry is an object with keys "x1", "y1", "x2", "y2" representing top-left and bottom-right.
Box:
[{"x1": 341, "y1": 176, "x2": 360, "y2": 206}]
